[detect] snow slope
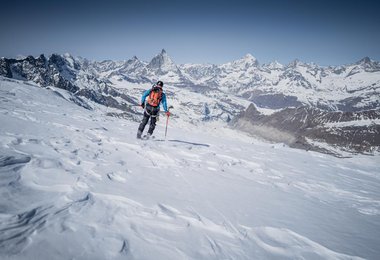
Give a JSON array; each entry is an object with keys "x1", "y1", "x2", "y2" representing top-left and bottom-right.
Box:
[{"x1": 1, "y1": 78, "x2": 380, "y2": 259}]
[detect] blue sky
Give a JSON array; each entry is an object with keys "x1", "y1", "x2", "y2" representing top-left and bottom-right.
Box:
[{"x1": 1, "y1": 0, "x2": 379, "y2": 65}]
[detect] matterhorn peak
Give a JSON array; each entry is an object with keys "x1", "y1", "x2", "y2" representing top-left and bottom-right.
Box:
[
  {"x1": 158, "y1": 49, "x2": 171, "y2": 59},
  {"x1": 147, "y1": 49, "x2": 178, "y2": 73},
  {"x1": 357, "y1": 56, "x2": 372, "y2": 65}
]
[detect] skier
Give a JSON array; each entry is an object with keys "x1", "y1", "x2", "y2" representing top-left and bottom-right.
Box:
[{"x1": 137, "y1": 80, "x2": 170, "y2": 139}]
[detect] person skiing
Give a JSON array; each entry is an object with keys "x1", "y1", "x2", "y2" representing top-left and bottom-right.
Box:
[{"x1": 137, "y1": 80, "x2": 170, "y2": 139}]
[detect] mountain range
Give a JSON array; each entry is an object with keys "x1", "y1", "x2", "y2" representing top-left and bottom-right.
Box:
[{"x1": 1, "y1": 49, "x2": 379, "y2": 155}]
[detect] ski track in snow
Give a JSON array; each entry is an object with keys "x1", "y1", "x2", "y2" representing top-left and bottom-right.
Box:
[{"x1": 1, "y1": 79, "x2": 379, "y2": 259}]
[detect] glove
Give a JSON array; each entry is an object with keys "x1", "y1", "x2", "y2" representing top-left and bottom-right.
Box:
[
  {"x1": 166, "y1": 111, "x2": 171, "y2": 117},
  {"x1": 141, "y1": 103, "x2": 145, "y2": 109}
]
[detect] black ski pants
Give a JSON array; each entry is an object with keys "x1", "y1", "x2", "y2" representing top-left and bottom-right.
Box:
[{"x1": 138, "y1": 105, "x2": 160, "y2": 135}]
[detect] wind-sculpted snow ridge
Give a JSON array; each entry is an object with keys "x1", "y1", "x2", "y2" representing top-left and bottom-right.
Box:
[{"x1": 1, "y1": 78, "x2": 379, "y2": 259}]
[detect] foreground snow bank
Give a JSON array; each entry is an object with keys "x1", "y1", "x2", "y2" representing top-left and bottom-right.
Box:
[{"x1": 0, "y1": 78, "x2": 379, "y2": 259}]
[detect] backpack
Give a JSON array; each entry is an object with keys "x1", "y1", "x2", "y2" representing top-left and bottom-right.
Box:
[{"x1": 147, "y1": 86, "x2": 163, "y2": 107}]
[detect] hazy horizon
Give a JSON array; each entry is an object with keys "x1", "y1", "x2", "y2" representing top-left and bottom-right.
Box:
[{"x1": 4, "y1": 49, "x2": 377, "y2": 67}]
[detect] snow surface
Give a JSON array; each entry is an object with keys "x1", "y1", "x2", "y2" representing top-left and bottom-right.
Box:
[
  {"x1": 1, "y1": 78, "x2": 380, "y2": 259},
  {"x1": 323, "y1": 119, "x2": 380, "y2": 128}
]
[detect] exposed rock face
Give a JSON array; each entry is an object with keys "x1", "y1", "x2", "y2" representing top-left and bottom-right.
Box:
[
  {"x1": 232, "y1": 104, "x2": 380, "y2": 155},
  {"x1": 0, "y1": 54, "x2": 138, "y2": 111},
  {"x1": 2, "y1": 51, "x2": 379, "y2": 112},
  {"x1": 1, "y1": 51, "x2": 379, "y2": 155}
]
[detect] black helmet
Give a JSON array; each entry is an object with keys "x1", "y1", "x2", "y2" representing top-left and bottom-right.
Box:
[{"x1": 156, "y1": 81, "x2": 164, "y2": 87}]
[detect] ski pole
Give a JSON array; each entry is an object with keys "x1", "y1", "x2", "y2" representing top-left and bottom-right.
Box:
[
  {"x1": 165, "y1": 113, "x2": 170, "y2": 140},
  {"x1": 164, "y1": 106, "x2": 173, "y2": 140}
]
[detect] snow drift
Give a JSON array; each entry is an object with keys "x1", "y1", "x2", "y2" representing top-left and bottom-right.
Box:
[{"x1": 1, "y1": 77, "x2": 380, "y2": 259}]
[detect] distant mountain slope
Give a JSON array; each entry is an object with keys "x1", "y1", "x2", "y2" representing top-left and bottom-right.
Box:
[
  {"x1": 232, "y1": 104, "x2": 380, "y2": 155},
  {"x1": 2, "y1": 50, "x2": 379, "y2": 112},
  {"x1": 1, "y1": 50, "x2": 379, "y2": 155},
  {"x1": 0, "y1": 54, "x2": 139, "y2": 116}
]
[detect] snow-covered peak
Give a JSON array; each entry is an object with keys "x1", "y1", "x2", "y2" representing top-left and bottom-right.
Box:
[
  {"x1": 220, "y1": 53, "x2": 259, "y2": 72},
  {"x1": 233, "y1": 53, "x2": 259, "y2": 67},
  {"x1": 243, "y1": 53, "x2": 256, "y2": 61},
  {"x1": 346, "y1": 56, "x2": 380, "y2": 73},
  {"x1": 16, "y1": 54, "x2": 27, "y2": 60},
  {"x1": 63, "y1": 52, "x2": 73, "y2": 59},
  {"x1": 2, "y1": 51, "x2": 379, "y2": 113},
  {"x1": 48, "y1": 53, "x2": 78, "y2": 72},
  {"x1": 122, "y1": 56, "x2": 146, "y2": 71},
  {"x1": 356, "y1": 56, "x2": 380, "y2": 69},
  {"x1": 356, "y1": 56, "x2": 372, "y2": 65},
  {"x1": 61, "y1": 53, "x2": 78, "y2": 69},
  {"x1": 147, "y1": 49, "x2": 178, "y2": 73},
  {"x1": 126, "y1": 56, "x2": 142, "y2": 64},
  {"x1": 287, "y1": 59, "x2": 302, "y2": 68},
  {"x1": 266, "y1": 60, "x2": 284, "y2": 70}
]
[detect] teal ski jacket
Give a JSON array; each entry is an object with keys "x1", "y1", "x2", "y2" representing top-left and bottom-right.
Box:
[{"x1": 141, "y1": 89, "x2": 168, "y2": 112}]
